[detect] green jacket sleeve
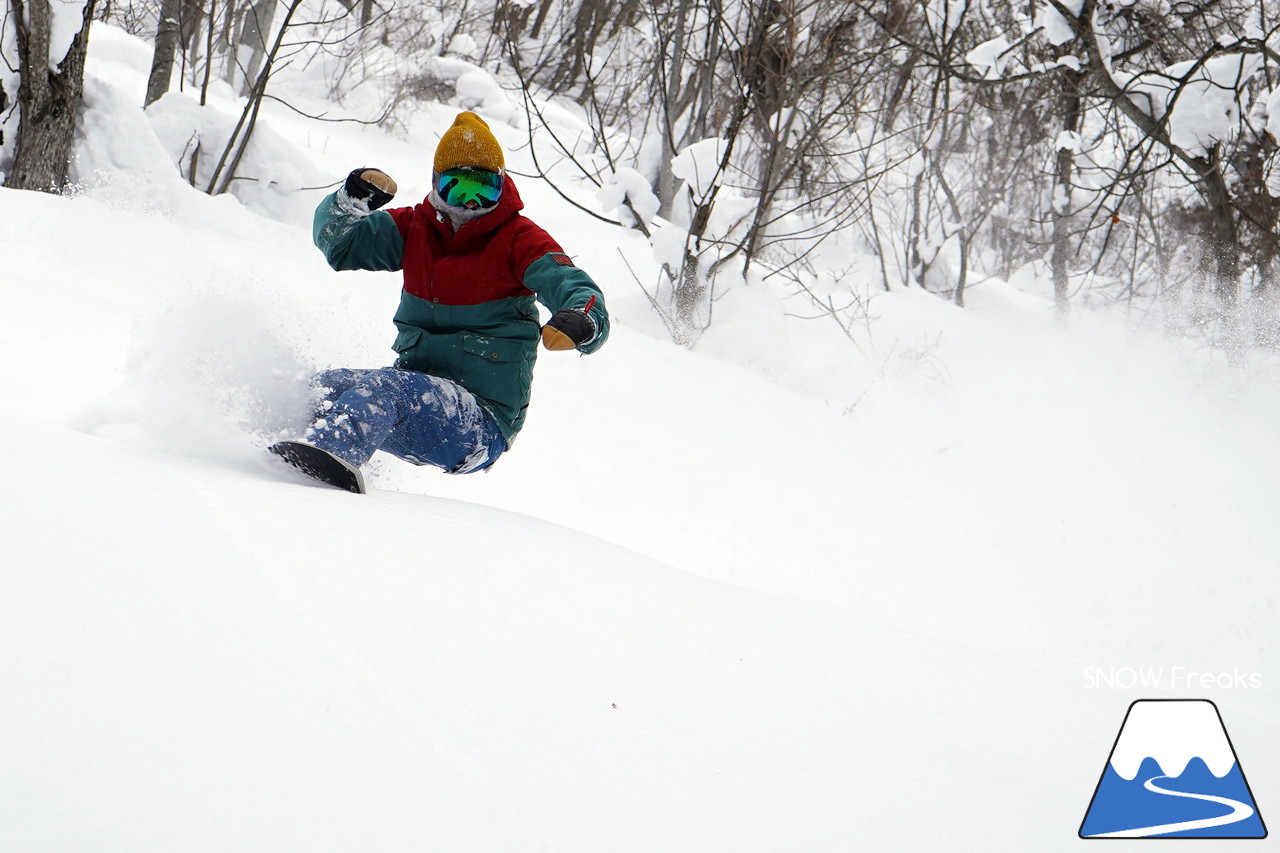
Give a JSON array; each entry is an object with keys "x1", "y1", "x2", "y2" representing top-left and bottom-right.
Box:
[
  {"x1": 312, "y1": 190, "x2": 405, "y2": 272},
  {"x1": 523, "y1": 253, "x2": 610, "y2": 354}
]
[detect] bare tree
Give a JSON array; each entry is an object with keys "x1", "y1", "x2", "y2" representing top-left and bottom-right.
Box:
[
  {"x1": 203, "y1": 0, "x2": 302, "y2": 194},
  {"x1": 236, "y1": 0, "x2": 277, "y2": 96},
  {"x1": 199, "y1": 0, "x2": 382, "y2": 195},
  {"x1": 145, "y1": 0, "x2": 184, "y2": 106},
  {"x1": 4, "y1": 0, "x2": 97, "y2": 191},
  {"x1": 309, "y1": 0, "x2": 1280, "y2": 343}
]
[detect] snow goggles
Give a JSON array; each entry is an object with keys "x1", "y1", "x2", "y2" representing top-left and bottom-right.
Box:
[{"x1": 436, "y1": 167, "x2": 503, "y2": 209}]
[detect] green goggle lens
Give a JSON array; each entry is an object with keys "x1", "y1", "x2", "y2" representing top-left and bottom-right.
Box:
[{"x1": 436, "y1": 168, "x2": 503, "y2": 209}]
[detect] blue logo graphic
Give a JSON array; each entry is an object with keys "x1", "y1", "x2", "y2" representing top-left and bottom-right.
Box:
[{"x1": 1080, "y1": 699, "x2": 1266, "y2": 838}]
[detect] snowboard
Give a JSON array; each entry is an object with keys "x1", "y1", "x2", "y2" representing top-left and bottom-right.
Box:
[{"x1": 269, "y1": 441, "x2": 367, "y2": 494}]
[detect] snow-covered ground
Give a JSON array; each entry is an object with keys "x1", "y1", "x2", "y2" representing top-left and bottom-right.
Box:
[{"x1": 2, "y1": 24, "x2": 1278, "y2": 851}]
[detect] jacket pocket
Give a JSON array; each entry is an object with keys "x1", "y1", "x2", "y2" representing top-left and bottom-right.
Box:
[
  {"x1": 392, "y1": 326, "x2": 426, "y2": 370},
  {"x1": 393, "y1": 326, "x2": 423, "y2": 354},
  {"x1": 462, "y1": 333, "x2": 525, "y2": 363},
  {"x1": 458, "y1": 334, "x2": 533, "y2": 426}
]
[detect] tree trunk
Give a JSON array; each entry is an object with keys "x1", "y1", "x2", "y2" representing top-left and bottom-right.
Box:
[
  {"x1": 528, "y1": 0, "x2": 554, "y2": 38},
  {"x1": 200, "y1": 0, "x2": 217, "y2": 105},
  {"x1": 1200, "y1": 148, "x2": 1239, "y2": 305},
  {"x1": 654, "y1": 0, "x2": 695, "y2": 217},
  {"x1": 145, "y1": 0, "x2": 184, "y2": 106},
  {"x1": 237, "y1": 0, "x2": 277, "y2": 97},
  {"x1": 218, "y1": 0, "x2": 239, "y2": 90},
  {"x1": 7, "y1": 0, "x2": 97, "y2": 192},
  {"x1": 1051, "y1": 70, "x2": 1083, "y2": 317}
]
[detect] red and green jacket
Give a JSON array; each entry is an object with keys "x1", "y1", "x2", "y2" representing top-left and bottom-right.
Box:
[{"x1": 312, "y1": 175, "x2": 609, "y2": 442}]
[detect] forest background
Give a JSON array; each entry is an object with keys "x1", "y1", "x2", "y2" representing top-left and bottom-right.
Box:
[{"x1": 4, "y1": 0, "x2": 1280, "y2": 354}]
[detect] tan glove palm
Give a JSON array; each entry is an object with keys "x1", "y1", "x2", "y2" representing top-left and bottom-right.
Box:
[
  {"x1": 344, "y1": 168, "x2": 398, "y2": 209},
  {"x1": 359, "y1": 170, "x2": 397, "y2": 195},
  {"x1": 541, "y1": 307, "x2": 597, "y2": 351}
]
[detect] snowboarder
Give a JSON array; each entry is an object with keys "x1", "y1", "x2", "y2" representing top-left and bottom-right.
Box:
[{"x1": 271, "y1": 111, "x2": 609, "y2": 492}]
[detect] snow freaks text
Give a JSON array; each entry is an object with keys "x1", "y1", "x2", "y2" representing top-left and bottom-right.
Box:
[{"x1": 1083, "y1": 667, "x2": 1263, "y2": 691}]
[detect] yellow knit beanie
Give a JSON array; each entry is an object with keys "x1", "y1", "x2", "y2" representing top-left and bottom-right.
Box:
[{"x1": 433, "y1": 111, "x2": 505, "y2": 174}]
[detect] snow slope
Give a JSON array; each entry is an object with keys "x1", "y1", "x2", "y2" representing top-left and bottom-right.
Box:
[{"x1": 2, "y1": 24, "x2": 1278, "y2": 851}]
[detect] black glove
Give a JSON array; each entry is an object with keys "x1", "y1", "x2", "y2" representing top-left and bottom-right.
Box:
[
  {"x1": 344, "y1": 168, "x2": 396, "y2": 210},
  {"x1": 541, "y1": 308, "x2": 598, "y2": 351}
]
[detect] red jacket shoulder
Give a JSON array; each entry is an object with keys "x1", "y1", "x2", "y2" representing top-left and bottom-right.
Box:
[
  {"x1": 386, "y1": 204, "x2": 430, "y2": 239},
  {"x1": 507, "y1": 216, "x2": 563, "y2": 279}
]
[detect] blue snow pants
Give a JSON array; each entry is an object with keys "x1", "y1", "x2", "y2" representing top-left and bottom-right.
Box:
[{"x1": 305, "y1": 367, "x2": 507, "y2": 474}]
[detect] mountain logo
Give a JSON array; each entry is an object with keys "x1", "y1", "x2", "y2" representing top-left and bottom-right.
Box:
[{"x1": 1080, "y1": 699, "x2": 1266, "y2": 838}]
